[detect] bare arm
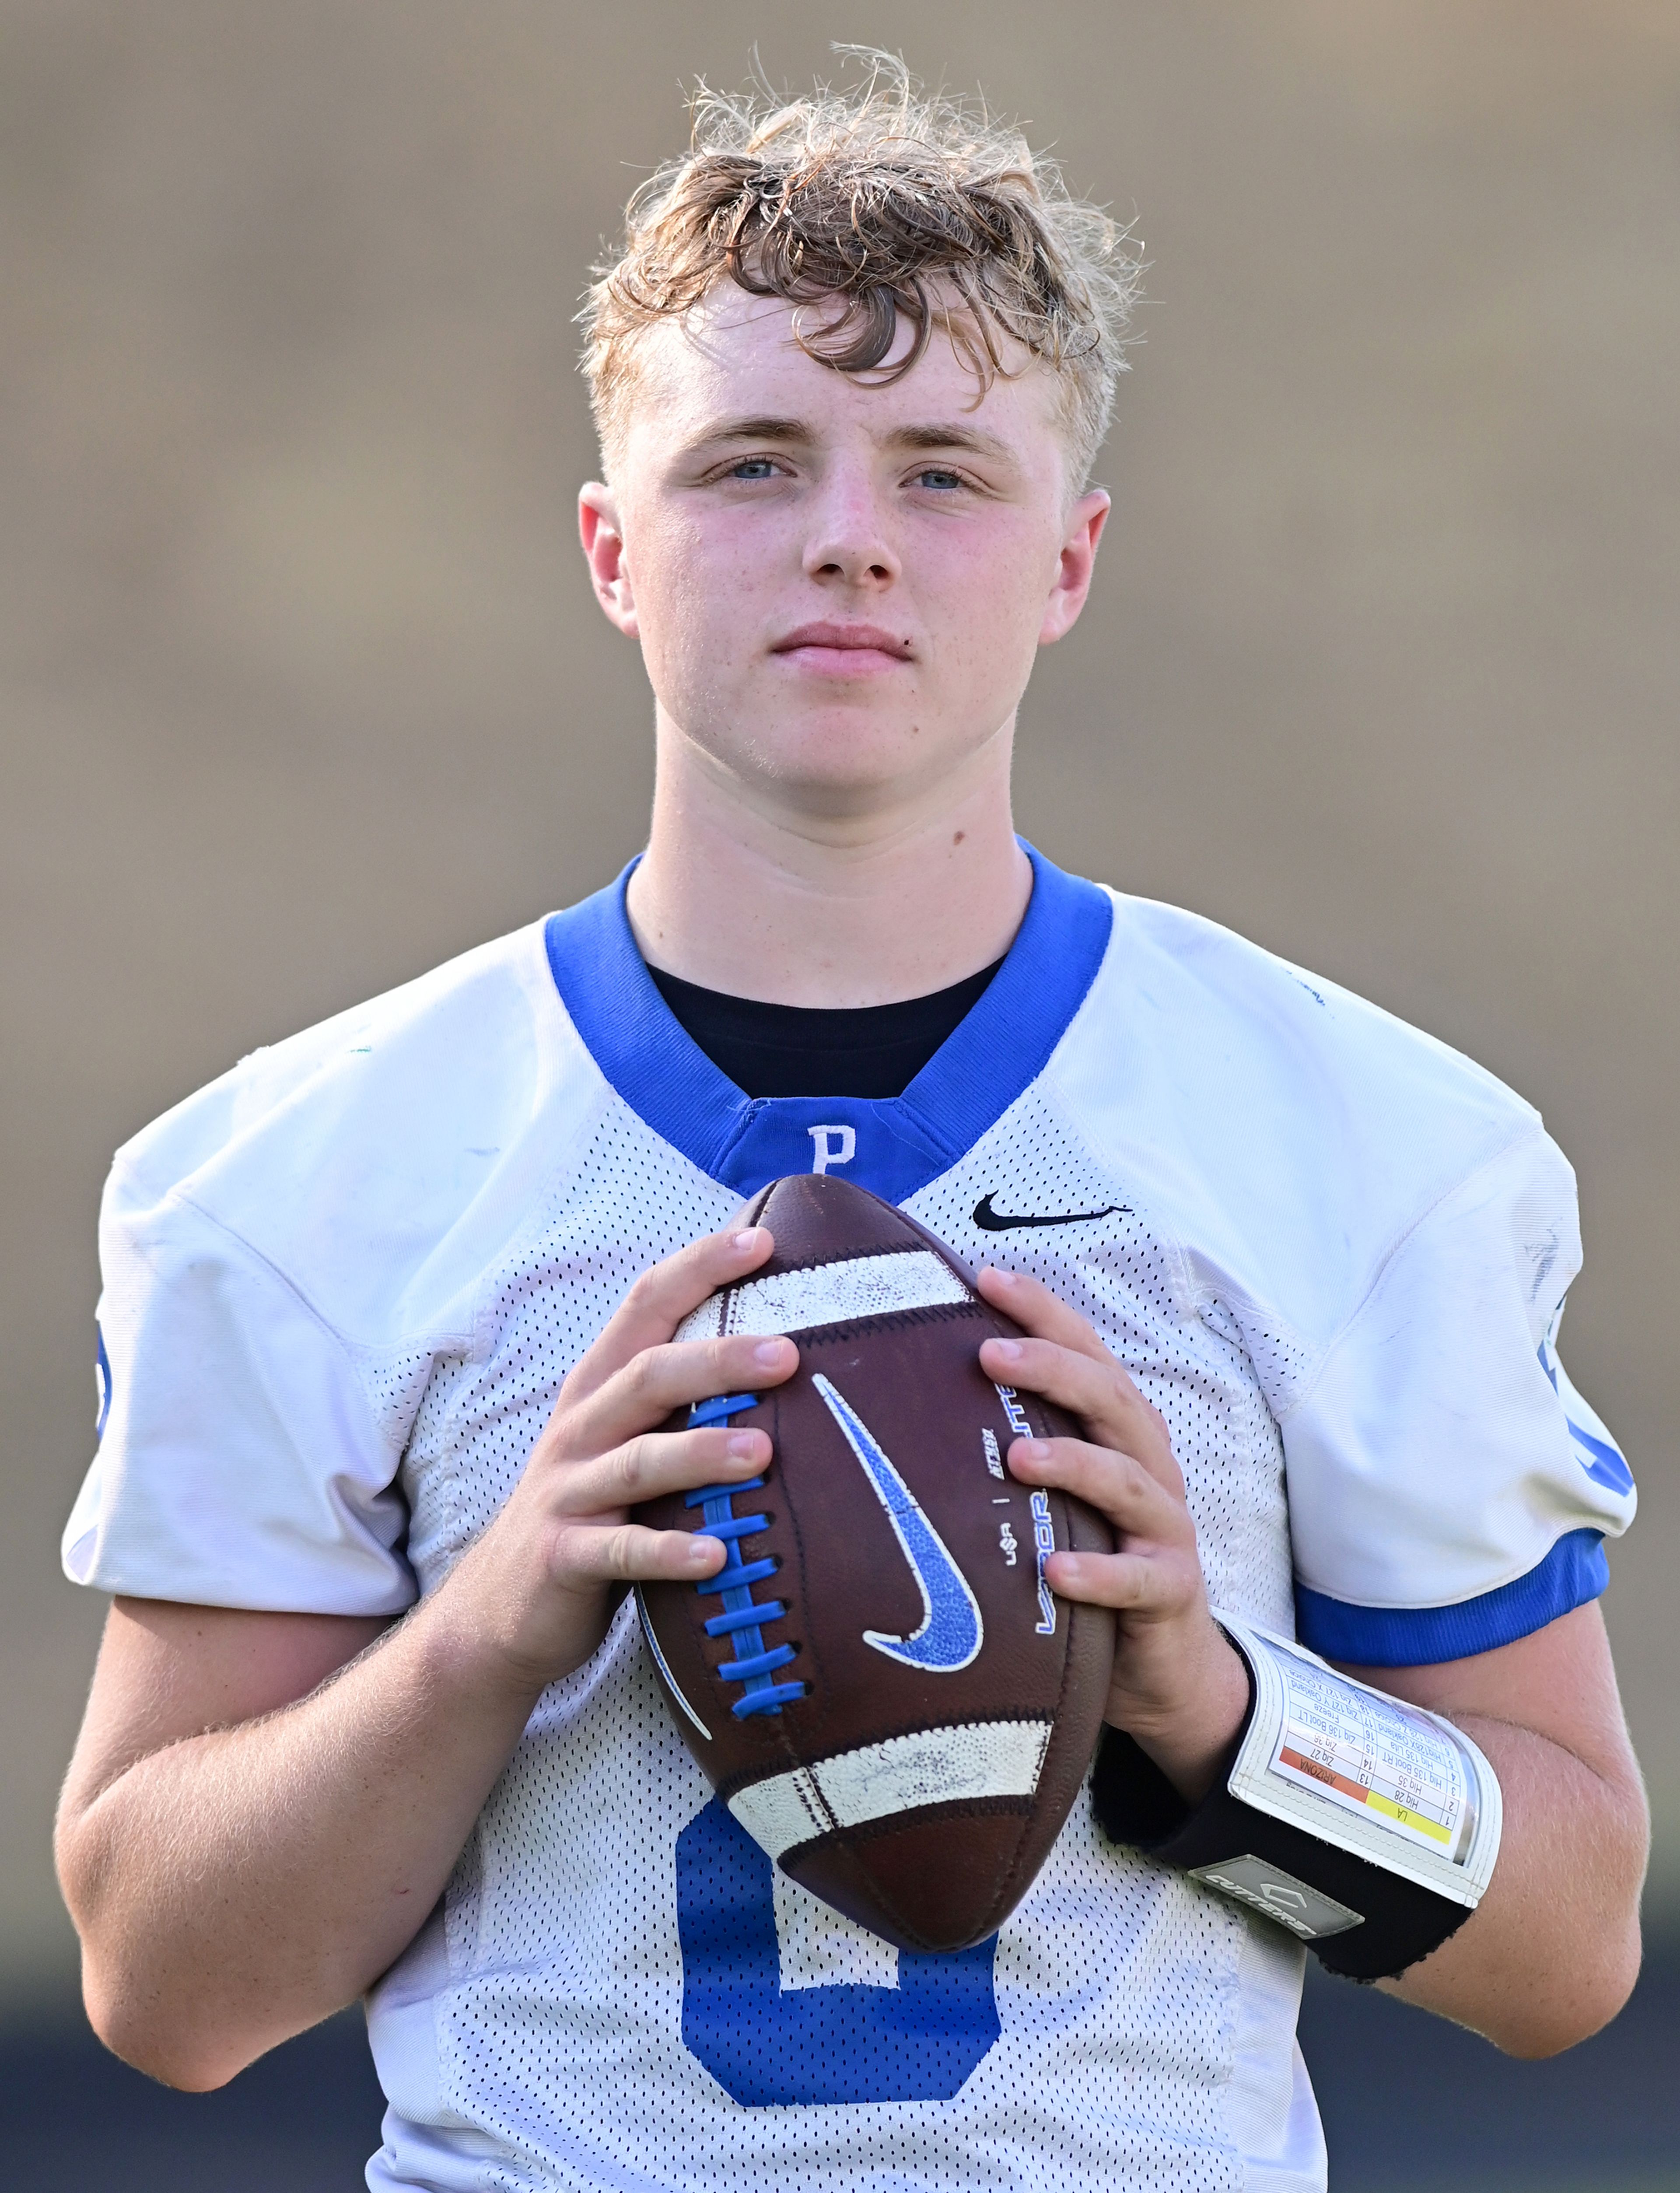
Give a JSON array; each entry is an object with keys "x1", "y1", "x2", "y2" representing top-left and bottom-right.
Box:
[
  {"x1": 1340, "y1": 1602, "x2": 1648, "y2": 2056},
  {"x1": 55, "y1": 1223, "x2": 796, "y2": 2091},
  {"x1": 973, "y1": 1265, "x2": 1648, "y2": 2060},
  {"x1": 57, "y1": 1596, "x2": 504, "y2": 2087}
]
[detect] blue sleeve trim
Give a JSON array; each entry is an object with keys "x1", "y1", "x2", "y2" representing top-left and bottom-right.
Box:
[{"x1": 1293, "y1": 1527, "x2": 1608, "y2": 1667}]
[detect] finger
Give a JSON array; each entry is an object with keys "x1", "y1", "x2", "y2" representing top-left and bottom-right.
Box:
[
  {"x1": 976, "y1": 1266, "x2": 1117, "y2": 1370},
  {"x1": 550, "y1": 1332, "x2": 796, "y2": 1463},
  {"x1": 1041, "y1": 1544, "x2": 1199, "y2": 1616},
  {"x1": 1007, "y1": 1435, "x2": 1194, "y2": 1547},
  {"x1": 556, "y1": 1423, "x2": 772, "y2": 1518},
  {"x1": 975, "y1": 1267, "x2": 1177, "y2": 1485},
  {"x1": 560, "y1": 1226, "x2": 777, "y2": 1407},
  {"x1": 979, "y1": 1331, "x2": 1182, "y2": 1496},
  {"x1": 551, "y1": 1518, "x2": 732, "y2": 1587}
]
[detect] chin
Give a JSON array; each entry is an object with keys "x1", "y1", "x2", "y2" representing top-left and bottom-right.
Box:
[
  {"x1": 750, "y1": 700, "x2": 977, "y2": 765},
  {"x1": 746, "y1": 733, "x2": 964, "y2": 809},
  {"x1": 672, "y1": 696, "x2": 995, "y2": 813}
]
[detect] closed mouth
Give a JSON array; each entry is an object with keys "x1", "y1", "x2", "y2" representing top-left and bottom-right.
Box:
[{"x1": 771, "y1": 622, "x2": 914, "y2": 663}]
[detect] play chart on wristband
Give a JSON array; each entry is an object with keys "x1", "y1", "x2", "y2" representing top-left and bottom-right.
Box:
[{"x1": 1269, "y1": 1654, "x2": 1476, "y2": 1860}]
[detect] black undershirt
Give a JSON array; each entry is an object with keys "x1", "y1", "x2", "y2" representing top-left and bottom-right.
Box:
[{"x1": 648, "y1": 958, "x2": 1006, "y2": 1100}]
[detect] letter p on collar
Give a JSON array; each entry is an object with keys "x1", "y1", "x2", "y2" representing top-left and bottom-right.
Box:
[{"x1": 808, "y1": 1125, "x2": 857, "y2": 1175}]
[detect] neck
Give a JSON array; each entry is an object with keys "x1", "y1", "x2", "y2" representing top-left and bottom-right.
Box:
[{"x1": 625, "y1": 710, "x2": 1033, "y2": 1007}]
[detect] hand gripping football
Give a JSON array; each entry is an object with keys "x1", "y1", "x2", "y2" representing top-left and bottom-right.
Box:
[{"x1": 634, "y1": 1175, "x2": 1115, "y2": 1952}]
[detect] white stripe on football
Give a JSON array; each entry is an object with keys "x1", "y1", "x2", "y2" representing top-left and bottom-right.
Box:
[
  {"x1": 675, "y1": 1248, "x2": 970, "y2": 1343},
  {"x1": 727, "y1": 1719, "x2": 1053, "y2": 1864}
]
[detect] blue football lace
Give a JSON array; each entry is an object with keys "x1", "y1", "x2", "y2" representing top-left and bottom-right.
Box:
[{"x1": 687, "y1": 1393, "x2": 805, "y2": 1717}]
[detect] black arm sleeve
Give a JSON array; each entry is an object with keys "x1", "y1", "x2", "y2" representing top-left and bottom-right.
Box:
[{"x1": 1091, "y1": 1707, "x2": 1477, "y2": 1982}]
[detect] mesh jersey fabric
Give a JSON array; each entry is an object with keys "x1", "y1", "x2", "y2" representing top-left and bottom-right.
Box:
[{"x1": 62, "y1": 845, "x2": 1632, "y2": 2193}]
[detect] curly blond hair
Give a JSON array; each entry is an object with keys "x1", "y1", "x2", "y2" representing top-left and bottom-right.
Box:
[{"x1": 580, "y1": 51, "x2": 1141, "y2": 484}]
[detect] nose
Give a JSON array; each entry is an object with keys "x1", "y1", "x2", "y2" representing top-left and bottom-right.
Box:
[{"x1": 801, "y1": 462, "x2": 900, "y2": 590}]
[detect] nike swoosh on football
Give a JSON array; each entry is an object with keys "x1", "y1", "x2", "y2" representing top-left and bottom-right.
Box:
[
  {"x1": 811, "y1": 1373, "x2": 983, "y2": 1674},
  {"x1": 971, "y1": 1194, "x2": 1129, "y2": 1231}
]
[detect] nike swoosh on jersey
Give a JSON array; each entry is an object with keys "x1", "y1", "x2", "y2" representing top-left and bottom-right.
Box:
[
  {"x1": 971, "y1": 1193, "x2": 1128, "y2": 1231},
  {"x1": 811, "y1": 1373, "x2": 984, "y2": 1673}
]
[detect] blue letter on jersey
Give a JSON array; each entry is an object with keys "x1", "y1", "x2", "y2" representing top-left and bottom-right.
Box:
[{"x1": 676, "y1": 1799, "x2": 1000, "y2": 2105}]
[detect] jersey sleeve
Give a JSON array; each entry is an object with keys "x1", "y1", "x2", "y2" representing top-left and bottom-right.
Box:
[
  {"x1": 1281, "y1": 1128, "x2": 1634, "y2": 1666},
  {"x1": 62, "y1": 1158, "x2": 419, "y2": 1617},
  {"x1": 59, "y1": 917, "x2": 581, "y2": 1618}
]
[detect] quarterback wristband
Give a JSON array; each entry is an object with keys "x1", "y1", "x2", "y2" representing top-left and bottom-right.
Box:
[{"x1": 1092, "y1": 1615, "x2": 1502, "y2": 1980}]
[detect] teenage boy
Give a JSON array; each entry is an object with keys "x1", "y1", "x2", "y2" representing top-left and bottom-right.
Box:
[{"x1": 57, "y1": 63, "x2": 1645, "y2": 2193}]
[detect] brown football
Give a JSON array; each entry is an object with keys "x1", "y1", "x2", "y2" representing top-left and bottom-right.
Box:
[{"x1": 634, "y1": 1174, "x2": 1115, "y2": 1953}]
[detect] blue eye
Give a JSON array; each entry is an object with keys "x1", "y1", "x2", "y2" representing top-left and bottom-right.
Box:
[
  {"x1": 914, "y1": 468, "x2": 965, "y2": 492},
  {"x1": 730, "y1": 457, "x2": 780, "y2": 480}
]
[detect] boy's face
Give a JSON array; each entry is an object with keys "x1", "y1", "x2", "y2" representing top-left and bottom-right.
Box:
[{"x1": 579, "y1": 289, "x2": 1109, "y2": 823}]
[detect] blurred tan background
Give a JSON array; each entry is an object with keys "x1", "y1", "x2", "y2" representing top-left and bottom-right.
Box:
[{"x1": 4, "y1": 0, "x2": 1677, "y2": 2012}]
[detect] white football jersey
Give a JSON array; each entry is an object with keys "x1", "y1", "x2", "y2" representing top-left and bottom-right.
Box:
[{"x1": 64, "y1": 847, "x2": 1632, "y2": 2193}]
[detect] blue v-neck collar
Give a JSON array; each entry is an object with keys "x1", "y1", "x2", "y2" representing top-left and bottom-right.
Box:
[{"x1": 543, "y1": 842, "x2": 1113, "y2": 1204}]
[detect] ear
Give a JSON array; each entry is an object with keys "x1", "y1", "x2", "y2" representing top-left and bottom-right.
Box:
[
  {"x1": 578, "y1": 483, "x2": 640, "y2": 639},
  {"x1": 1038, "y1": 487, "x2": 1111, "y2": 646}
]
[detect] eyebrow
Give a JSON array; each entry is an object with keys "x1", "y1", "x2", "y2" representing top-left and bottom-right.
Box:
[
  {"x1": 682, "y1": 415, "x2": 813, "y2": 455},
  {"x1": 886, "y1": 422, "x2": 1017, "y2": 465},
  {"x1": 681, "y1": 415, "x2": 1019, "y2": 466}
]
